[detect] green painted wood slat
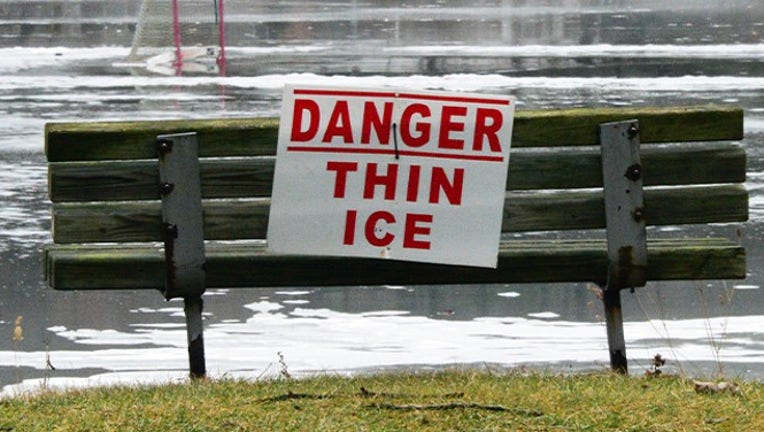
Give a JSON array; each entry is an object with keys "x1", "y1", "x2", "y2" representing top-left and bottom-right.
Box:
[
  {"x1": 47, "y1": 143, "x2": 746, "y2": 202},
  {"x1": 45, "y1": 105, "x2": 743, "y2": 162},
  {"x1": 44, "y1": 238, "x2": 746, "y2": 290},
  {"x1": 50, "y1": 185, "x2": 748, "y2": 243}
]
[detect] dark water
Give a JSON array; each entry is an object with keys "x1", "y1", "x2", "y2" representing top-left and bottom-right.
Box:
[{"x1": 1, "y1": 0, "x2": 764, "y2": 394}]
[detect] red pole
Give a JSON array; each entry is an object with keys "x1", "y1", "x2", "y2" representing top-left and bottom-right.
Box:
[
  {"x1": 172, "y1": 0, "x2": 182, "y2": 75},
  {"x1": 217, "y1": 0, "x2": 227, "y2": 76}
]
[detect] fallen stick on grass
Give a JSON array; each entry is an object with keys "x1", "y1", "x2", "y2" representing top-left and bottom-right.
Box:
[{"x1": 368, "y1": 402, "x2": 543, "y2": 416}]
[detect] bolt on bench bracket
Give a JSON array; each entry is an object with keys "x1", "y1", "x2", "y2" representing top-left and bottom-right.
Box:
[{"x1": 599, "y1": 120, "x2": 647, "y2": 374}]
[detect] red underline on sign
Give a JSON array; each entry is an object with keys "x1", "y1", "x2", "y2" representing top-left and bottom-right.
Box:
[
  {"x1": 286, "y1": 146, "x2": 506, "y2": 162},
  {"x1": 292, "y1": 89, "x2": 511, "y2": 106}
]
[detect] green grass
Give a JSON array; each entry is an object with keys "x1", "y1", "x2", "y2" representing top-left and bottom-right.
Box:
[{"x1": 2, "y1": 370, "x2": 763, "y2": 431}]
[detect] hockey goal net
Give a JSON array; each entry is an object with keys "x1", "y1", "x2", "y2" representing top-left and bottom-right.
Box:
[{"x1": 128, "y1": 0, "x2": 225, "y2": 72}]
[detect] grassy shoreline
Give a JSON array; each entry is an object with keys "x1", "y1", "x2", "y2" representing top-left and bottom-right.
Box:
[{"x1": 2, "y1": 370, "x2": 762, "y2": 431}]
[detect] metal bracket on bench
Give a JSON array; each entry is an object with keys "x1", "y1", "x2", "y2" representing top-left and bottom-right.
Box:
[
  {"x1": 599, "y1": 119, "x2": 647, "y2": 374},
  {"x1": 158, "y1": 132, "x2": 207, "y2": 379},
  {"x1": 601, "y1": 120, "x2": 647, "y2": 290},
  {"x1": 157, "y1": 132, "x2": 206, "y2": 300}
]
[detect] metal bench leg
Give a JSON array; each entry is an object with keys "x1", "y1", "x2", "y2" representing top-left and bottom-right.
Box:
[
  {"x1": 602, "y1": 287, "x2": 627, "y2": 373},
  {"x1": 158, "y1": 132, "x2": 208, "y2": 379},
  {"x1": 185, "y1": 296, "x2": 207, "y2": 378},
  {"x1": 600, "y1": 120, "x2": 647, "y2": 374}
]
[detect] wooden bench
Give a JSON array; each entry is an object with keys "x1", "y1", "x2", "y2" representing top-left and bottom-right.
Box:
[{"x1": 44, "y1": 105, "x2": 748, "y2": 378}]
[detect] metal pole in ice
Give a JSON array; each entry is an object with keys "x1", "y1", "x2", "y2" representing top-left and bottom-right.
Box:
[
  {"x1": 172, "y1": 0, "x2": 182, "y2": 75},
  {"x1": 217, "y1": 0, "x2": 227, "y2": 76}
]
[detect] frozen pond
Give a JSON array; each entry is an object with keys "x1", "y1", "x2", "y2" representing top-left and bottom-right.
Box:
[{"x1": 1, "y1": 0, "x2": 764, "y2": 395}]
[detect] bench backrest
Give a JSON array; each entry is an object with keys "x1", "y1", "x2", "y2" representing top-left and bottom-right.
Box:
[{"x1": 45, "y1": 105, "x2": 747, "y2": 288}]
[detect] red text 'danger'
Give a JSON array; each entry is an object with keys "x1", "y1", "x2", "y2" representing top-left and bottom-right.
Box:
[{"x1": 290, "y1": 98, "x2": 507, "y2": 154}]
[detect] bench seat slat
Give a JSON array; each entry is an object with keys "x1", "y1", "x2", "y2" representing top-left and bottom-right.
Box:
[
  {"x1": 44, "y1": 238, "x2": 745, "y2": 290},
  {"x1": 48, "y1": 143, "x2": 746, "y2": 202},
  {"x1": 50, "y1": 185, "x2": 748, "y2": 243},
  {"x1": 513, "y1": 105, "x2": 743, "y2": 147},
  {"x1": 45, "y1": 106, "x2": 743, "y2": 162}
]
